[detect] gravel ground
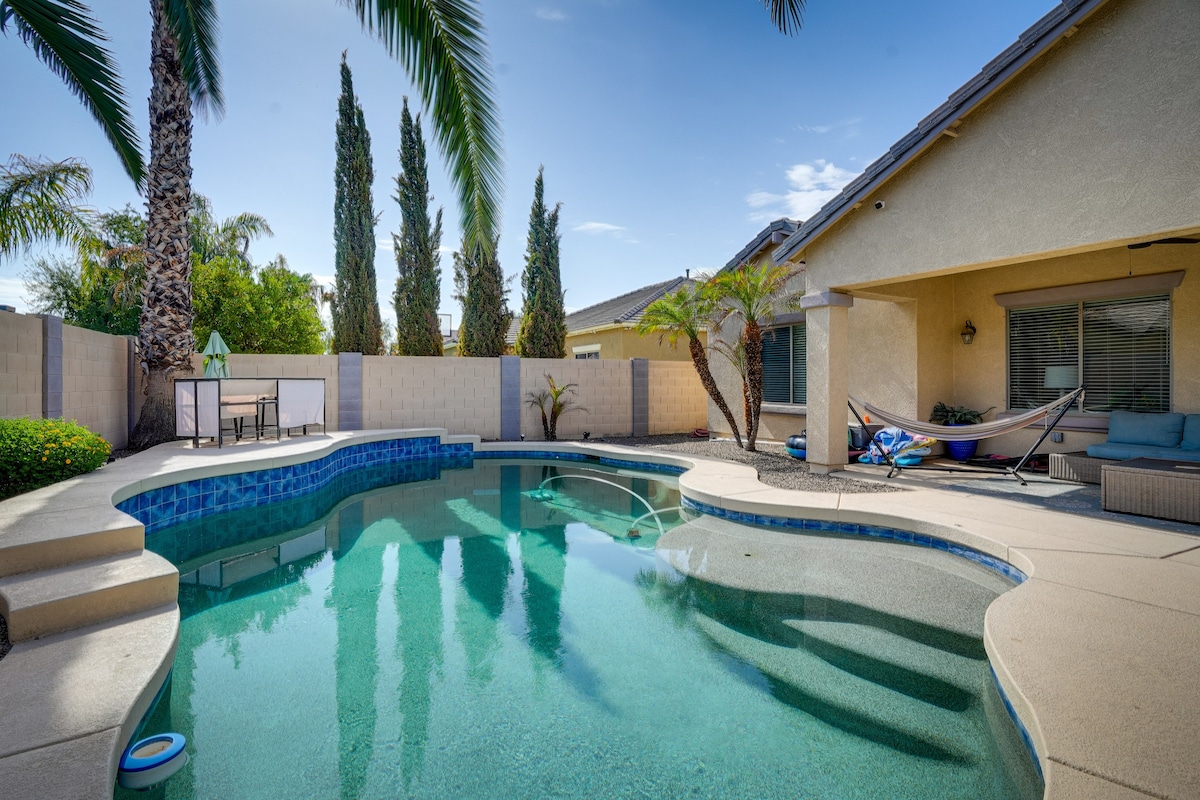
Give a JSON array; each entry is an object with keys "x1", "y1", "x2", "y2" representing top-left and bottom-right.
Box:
[{"x1": 599, "y1": 433, "x2": 901, "y2": 494}]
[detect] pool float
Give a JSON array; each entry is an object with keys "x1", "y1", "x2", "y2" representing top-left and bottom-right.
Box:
[
  {"x1": 117, "y1": 733, "x2": 188, "y2": 790},
  {"x1": 785, "y1": 433, "x2": 806, "y2": 460}
]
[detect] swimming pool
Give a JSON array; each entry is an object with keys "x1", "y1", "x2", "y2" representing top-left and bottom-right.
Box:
[{"x1": 117, "y1": 456, "x2": 1041, "y2": 799}]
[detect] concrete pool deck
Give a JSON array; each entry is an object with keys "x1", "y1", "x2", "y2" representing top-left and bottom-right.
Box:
[{"x1": 0, "y1": 429, "x2": 1197, "y2": 799}]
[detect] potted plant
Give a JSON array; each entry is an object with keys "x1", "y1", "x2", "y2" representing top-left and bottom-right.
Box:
[{"x1": 929, "y1": 402, "x2": 995, "y2": 462}]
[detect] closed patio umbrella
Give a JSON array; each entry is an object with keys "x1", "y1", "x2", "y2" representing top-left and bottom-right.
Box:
[{"x1": 202, "y1": 331, "x2": 231, "y2": 378}]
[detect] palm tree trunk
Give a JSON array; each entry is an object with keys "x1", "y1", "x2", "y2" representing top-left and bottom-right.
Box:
[
  {"x1": 129, "y1": 0, "x2": 195, "y2": 450},
  {"x1": 744, "y1": 321, "x2": 763, "y2": 451},
  {"x1": 689, "y1": 337, "x2": 744, "y2": 449}
]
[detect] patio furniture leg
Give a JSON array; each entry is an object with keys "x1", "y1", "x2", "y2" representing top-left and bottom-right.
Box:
[{"x1": 847, "y1": 401, "x2": 900, "y2": 475}]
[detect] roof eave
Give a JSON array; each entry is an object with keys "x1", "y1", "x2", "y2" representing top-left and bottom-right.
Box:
[{"x1": 772, "y1": 0, "x2": 1107, "y2": 265}]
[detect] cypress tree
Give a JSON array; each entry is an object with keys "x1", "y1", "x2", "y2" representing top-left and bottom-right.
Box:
[
  {"x1": 515, "y1": 167, "x2": 566, "y2": 358},
  {"x1": 392, "y1": 97, "x2": 444, "y2": 356},
  {"x1": 331, "y1": 53, "x2": 383, "y2": 355},
  {"x1": 454, "y1": 236, "x2": 510, "y2": 357}
]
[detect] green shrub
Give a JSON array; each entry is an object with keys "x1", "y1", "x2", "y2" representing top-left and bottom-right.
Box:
[{"x1": 0, "y1": 418, "x2": 111, "y2": 501}]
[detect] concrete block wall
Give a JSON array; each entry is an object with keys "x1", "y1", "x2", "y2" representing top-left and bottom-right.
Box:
[
  {"x1": 2, "y1": 310, "x2": 708, "y2": 443},
  {"x1": 0, "y1": 312, "x2": 43, "y2": 419},
  {"x1": 648, "y1": 361, "x2": 708, "y2": 435},
  {"x1": 362, "y1": 356, "x2": 502, "y2": 439},
  {"x1": 61, "y1": 325, "x2": 129, "y2": 449},
  {"x1": 519, "y1": 357, "x2": 633, "y2": 440}
]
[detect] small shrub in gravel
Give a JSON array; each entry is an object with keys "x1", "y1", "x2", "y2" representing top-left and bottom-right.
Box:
[{"x1": 0, "y1": 418, "x2": 111, "y2": 501}]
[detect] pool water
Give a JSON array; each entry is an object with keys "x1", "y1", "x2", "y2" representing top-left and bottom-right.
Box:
[{"x1": 121, "y1": 459, "x2": 1041, "y2": 799}]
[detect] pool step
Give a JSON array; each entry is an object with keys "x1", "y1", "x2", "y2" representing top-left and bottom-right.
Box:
[
  {"x1": 785, "y1": 618, "x2": 985, "y2": 708},
  {"x1": 0, "y1": 551, "x2": 178, "y2": 642},
  {"x1": 694, "y1": 613, "x2": 989, "y2": 763},
  {"x1": 0, "y1": 502, "x2": 145, "y2": 579}
]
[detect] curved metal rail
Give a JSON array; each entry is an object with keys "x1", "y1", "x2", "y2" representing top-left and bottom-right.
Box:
[{"x1": 536, "y1": 474, "x2": 666, "y2": 536}]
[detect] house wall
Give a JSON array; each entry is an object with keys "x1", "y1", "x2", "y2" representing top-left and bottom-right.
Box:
[
  {"x1": 798, "y1": 0, "x2": 1200, "y2": 295},
  {"x1": 61, "y1": 325, "x2": 129, "y2": 448},
  {"x1": 565, "y1": 327, "x2": 703, "y2": 361},
  {"x1": 0, "y1": 312, "x2": 43, "y2": 419}
]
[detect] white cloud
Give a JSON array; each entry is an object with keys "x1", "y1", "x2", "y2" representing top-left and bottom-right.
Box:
[
  {"x1": 536, "y1": 8, "x2": 567, "y2": 21},
  {"x1": 376, "y1": 238, "x2": 395, "y2": 252},
  {"x1": 0, "y1": 277, "x2": 30, "y2": 312},
  {"x1": 572, "y1": 221, "x2": 624, "y2": 235},
  {"x1": 745, "y1": 159, "x2": 859, "y2": 223}
]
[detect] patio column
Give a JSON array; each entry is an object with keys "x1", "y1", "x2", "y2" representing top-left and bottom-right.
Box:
[{"x1": 800, "y1": 291, "x2": 853, "y2": 474}]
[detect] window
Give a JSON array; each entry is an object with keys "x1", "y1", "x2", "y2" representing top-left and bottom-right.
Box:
[
  {"x1": 1008, "y1": 294, "x2": 1170, "y2": 413},
  {"x1": 762, "y1": 324, "x2": 806, "y2": 404},
  {"x1": 574, "y1": 351, "x2": 599, "y2": 360}
]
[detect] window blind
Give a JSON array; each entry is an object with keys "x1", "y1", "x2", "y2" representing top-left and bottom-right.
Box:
[
  {"x1": 1007, "y1": 293, "x2": 1169, "y2": 413},
  {"x1": 762, "y1": 326, "x2": 792, "y2": 403},
  {"x1": 762, "y1": 324, "x2": 807, "y2": 404},
  {"x1": 1081, "y1": 295, "x2": 1169, "y2": 412}
]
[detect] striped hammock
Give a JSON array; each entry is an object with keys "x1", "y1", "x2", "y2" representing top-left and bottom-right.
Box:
[{"x1": 850, "y1": 388, "x2": 1084, "y2": 442}]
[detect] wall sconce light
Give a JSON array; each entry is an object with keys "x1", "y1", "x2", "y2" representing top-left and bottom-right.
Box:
[{"x1": 960, "y1": 320, "x2": 976, "y2": 345}]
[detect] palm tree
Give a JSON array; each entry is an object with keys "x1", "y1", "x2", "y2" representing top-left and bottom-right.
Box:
[
  {"x1": 15, "y1": 0, "x2": 807, "y2": 447},
  {"x1": 0, "y1": 155, "x2": 94, "y2": 258},
  {"x1": 0, "y1": 0, "x2": 145, "y2": 186},
  {"x1": 526, "y1": 374, "x2": 585, "y2": 441},
  {"x1": 637, "y1": 283, "x2": 744, "y2": 449},
  {"x1": 707, "y1": 260, "x2": 802, "y2": 451}
]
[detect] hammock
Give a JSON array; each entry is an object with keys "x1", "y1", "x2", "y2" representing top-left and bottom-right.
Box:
[
  {"x1": 849, "y1": 388, "x2": 1084, "y2": 441},
  {"x1": 847, "y1": 386, "x2": 1085, "y2": 485}
]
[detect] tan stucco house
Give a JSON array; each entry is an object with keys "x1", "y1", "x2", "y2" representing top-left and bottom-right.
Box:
[
  {"x1": 563, "y1": 276, "x2": 704, "y2": 361},
  {"x1": 711, "y1": 0, "x2": 1200, "y2": 473}
]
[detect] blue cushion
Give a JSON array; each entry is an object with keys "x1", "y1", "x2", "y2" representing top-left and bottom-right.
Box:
[
  {"x1": 1182, "y1": 415, "x2": 1200, "y2": 451},
  {"x1": 1087, "y1": 443, "x2": 1200, "y2": 462},
  {"x1": 1106, "y1": 411, "x2": 1184, "y2": 448}
]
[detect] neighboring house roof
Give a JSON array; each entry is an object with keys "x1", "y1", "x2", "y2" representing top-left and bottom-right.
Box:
[
  {"x1": 773, "y1": 0, "x2": 1106, "y2": 264},
  {"x1": 564, "y1": 276, "x2": 693, "y2": 333},
  {"x1": 724, "y1": 218, "x2": 799, "y2": 270}
]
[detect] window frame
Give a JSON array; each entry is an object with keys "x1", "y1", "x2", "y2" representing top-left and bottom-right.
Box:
[
  {"x1": 1005, "y1": 292, "x2": 1172, "y2": 416},
  {"x1": 761, "y1": 321, "x2": 807, "y2": 407}
]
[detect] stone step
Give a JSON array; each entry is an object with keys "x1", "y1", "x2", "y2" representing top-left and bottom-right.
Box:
[
  {"x1": 0, "y1": 551, "x2": 178, "y2": 641},
  {"x1": 0, "y1": 502, "x2": 145, "y2": 578},
  {"x1": 785, "y1": 618, "x2": 985, "y2": 710},
  {"x1": 694, "y1": 613, "x2": 989, "y2": 763},
  {"x1": 0, "y1": 603, "x2": 179, "y2": 800}
]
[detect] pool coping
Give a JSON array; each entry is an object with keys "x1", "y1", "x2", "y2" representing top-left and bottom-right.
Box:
[{"x1": 1, "y1": 429, "x2": 1198, "y2": 799}]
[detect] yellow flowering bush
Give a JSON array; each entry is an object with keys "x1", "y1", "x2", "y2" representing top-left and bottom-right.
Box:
[{"x1": 0, "y1": 418, "x2": 111, "y2": 501}]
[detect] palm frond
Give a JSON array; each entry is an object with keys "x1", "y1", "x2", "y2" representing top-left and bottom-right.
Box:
[
  {"x1": 0, "y1": 155, "x2": 94, "y2": 258},
  {"x1": 348, "y1": 0, "x2": 502, "y2": 254},
  {"x1": 0, "y1": 0, "x2": 144, "y2": 186},
  {"x1": 760, "y1": 0, "x2": 805, "y2": 35},
  {"x1": 161, "y1": 0, "x2": 224, "y2": 118}
]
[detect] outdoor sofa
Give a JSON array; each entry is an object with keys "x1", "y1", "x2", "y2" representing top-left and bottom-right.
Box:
[{"x1": 1051, "y1": 410, "x2": 1200, "y2": 483}]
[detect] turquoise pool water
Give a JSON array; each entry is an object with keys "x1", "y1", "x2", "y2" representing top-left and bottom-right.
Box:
[{"x1": 121, "y1": 458, "x2": 1041, "y2": 799}]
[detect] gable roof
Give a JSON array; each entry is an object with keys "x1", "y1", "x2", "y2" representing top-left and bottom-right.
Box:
[
  {"x1": 773, "y1": 0, "x2": 1107, "y2": 264},
  {"x1": 725, "y1": 218, "x2": 799, "y2": 270},
  {"x1": 565, "y1": 276, "x2": 693, "y2": 332}
]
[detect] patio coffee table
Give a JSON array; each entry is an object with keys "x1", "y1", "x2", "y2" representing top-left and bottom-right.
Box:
[{"x1": 1101, "y1": 458, "x2": 1200, "y2": 524}]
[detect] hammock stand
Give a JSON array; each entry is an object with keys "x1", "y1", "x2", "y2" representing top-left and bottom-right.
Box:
[{"x1": 847, "y1": 386, "x2": 1086, "y2": 486}]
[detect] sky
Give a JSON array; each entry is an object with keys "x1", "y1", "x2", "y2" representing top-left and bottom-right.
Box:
[{"x1": 1, "y1": 0, "x2": 1056, "y2": 334}]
